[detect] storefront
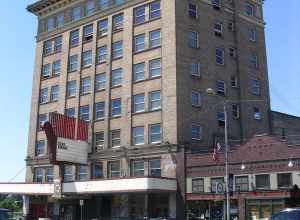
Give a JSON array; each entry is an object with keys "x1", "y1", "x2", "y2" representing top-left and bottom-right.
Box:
[{"x1": 246, "y1": 199, "x2": 285, "y2": 220}]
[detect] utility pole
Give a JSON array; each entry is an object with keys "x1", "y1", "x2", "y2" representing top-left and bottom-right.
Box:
[{"x1": 224, "y1": 103, "x2": 230, "y2": 220}]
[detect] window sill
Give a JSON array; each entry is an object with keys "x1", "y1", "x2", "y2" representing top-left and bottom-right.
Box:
[
  {"x1": 133, "y1": 17, "x2": 161, "y2": 27},
  {"x1": 133, "y1": 76, "x2": 161, "y2": 84},
  {"x1": 80, "y1": 92, "x2": 91, "y2": 96},
  {"x1": 112, "y1": 28, "x2": 123, "y2": 34},
  {"x1": 83, "y1": 38, "x2": 93, "y2": 44},
  {"x1": 82, "y1": 64, "x2": 92, "y2": 69},
  {"x1": 43, "y1": 50, "x2": 61, "y2": 57},
  {"x1": 133, "y1": 46, "x2": 161, "y2": 55},
  {"x1": 96, "y1": 61, "x2": 107, "y2": 66},
  {"x1": 67, "y1": 95, "x2": 76, "y2": 99},
  {"x1": 112, "y1": 56, "x2": 123, "y2": 61},
  {"x1": 70, "y1": 44, "x2": 79, "y2": 49},
  {"x1": 111, "y1": 115, "x2": 122, "y2": 119},
  {"x1": 94, "y1": 118, "x2": 105, "y2": 122},
  {"x1": 41, "y1": 74, "x2": 60, "y2": 81},
  {"x1": 96, "y1": 88, "x2": 106, "y2": 93},
  {"x1": 68, "y1": 70, "x2": 78, "y2": 74},
  {"x1": 111, "y1": 85, "x2": 122, "y2": 89},
  {"x1": 98, "y1": 34, "x2": 108, "y2": 39}
]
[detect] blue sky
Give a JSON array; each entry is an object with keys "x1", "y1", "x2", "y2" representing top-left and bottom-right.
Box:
[{"x1": 0, "y1": 1, "x2": 299, "y2": 182}]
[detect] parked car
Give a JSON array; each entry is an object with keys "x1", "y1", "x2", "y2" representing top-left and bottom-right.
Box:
[
  {"x1": 0, "y1": 208, "x2": 10, "y2": 220},
  {"x1": 269, "y1": 208, "x2": 300, "y2": 220}
]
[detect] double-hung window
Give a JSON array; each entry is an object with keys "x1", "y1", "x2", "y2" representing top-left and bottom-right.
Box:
[
  {"x1": 80, "y1": 105, "x2": 90, "y2": 121},
  {"x1": 67, "y1": 80, "x2": 77, "y2": 98},
  {"x1": 112, "y1": 41, "x2": 123, "y2": 59},
  {"x1": 93, "y1": 163, "x2": 103, "y2": 179},
  {"x1": 38, "y1": 114, "x2": 47, "y2": 129},
  {"x1": 82, "y1": 50, "x2": 92, "y2": 67},
  {"x1": 232, "y1": 104, "x2": 240, "y2": 119},
  {"x1": 149, "y1": 91, "x2": 161, "y2": 110},
  {"x1": 149, "y1": 29, "x2": 161, "y2": 48},
  {"x1": 134, "y1": 34, "x2": 145, "y2": 52},
  {"x1": 245, "y1": 2, "x2": 254, "y2": 16},
  {"x1": 83, "y1": 24, "x2": 93, "y2": 42},
  {"x1": 131, "y1": 160, "x2": 145, "y2": 177},
  {"x1": 214, "y1": 22, "x2": 223, "y2": 37},
  {"x1": 212, "y1": 0, "x2": 221, "y2": 9},
  {"x1": 52, "y1": 60, "x2": 61, "y2": 75},
  {"x1": 108, "y1": 161, "x2": 121, "y2": 177},
  {"x1": 189, "y1": 31, "x2": 199, "y2": 48},
  {"x1": 95, "y1": 132, "x2": 104, "y2": 149},
  {"x1": 150, "y1": 1, "x2": 161, "y2": 19},
  {"x1": 98, "y1": 19, "x2": 108, "y2": 36},
  {"x1": 78, "y1": 165, "x2": 88, "y2": 181},
  {"x1": 191, "y1": 91, "x2": 201, "y2": 107},
  {"x1": 44, "y1": 40, "x2": 52, "y2": 55},
  {"x1": 35, "y1": 168, "x2": 44, "y2": 183},
  {"x1": 192, "y1": 178, "x2": 204, "y2": 193},
  {"x1": 54, "y1": 36, "x2": 62, "y2": 52},
  {"x1": 255, "y1": 174, "x2": 270, "y2": 189},
  {"x1": 113, "y1": 14, "x2": 124, "y2": 31},
  {"x1": 35, "y1": 140, "x2": 45, "y2": 156},
  {"x1": 47, "y1": 17, "x2": 55, "y2": 32},
  {"x1": 133, "y1": 62, "x2": 145, "y2": 81},
  {"x1": 99, "y1": 0, "x2": 109, "y2": 10},
  {"x1": 249, "y1": 28, "x2": 257, "y2": 42},
  {"x1": 216, "y1": 81, "x2": 226, "y2": 95},
  {"x1": 249, "y1": 54, "x2": 258, "y2": 69},
  {"x1": 133, "y1": 94, "x2": 145, "y2": 113},
  {"x1": 149, "y1": 58, "x2": 161, "y2": 78},
  {"x1": 56, "y1": 14, "x2": 64, "y2": 27},
  {"x1": 216, "y1": 48, "x2": 225, "y2": 65},
  {"x1": 235, "y1": 176, "x2": 249, "y2": 192},
  {"x1": 85, "y1": 0, "x2": 95, "y2": 16},
  {"x1": 70, "y1": 30, "x2": 80, "y2": 47},
  {"x1": 111, "y1": 68, "x2": 122, "y2": 87},
  {"x1": 97, "y1": 46, "x2": 107, "y2": 63},
  {"x1": 95, "y1": 101, "x2": 105, "y2": 120},
  {"x1": 217, "y1": 111, "x2": 225, "y2": 126},
  {"x1": 64, "y1": 165, "x2": 73, "y2": 182},
  {"x1": 42, "y1": 64, "x2": 51, "y2": 78},
  {"x1": 111, "y1": 98, "x2": 122, "y2": 117},
  {"x1": 132, "y1": 126, "x2": 144, "y2": 145},
  {"x1": 191, "y1": 62, "x2": 201, "y2": 76},
  {"x1": 68, "y1": 55, "x2": 78, "y2": 72},
  {"x1": 50, "y1": 85, "x2": 59, "y2": 101},
  {"x1": 66, "y1": 108, "x2": 75, "y2": 118},
  {"x1": 188, "y1": 3, "x2": 197, "y2": 19},
  {"x1": 134, "y1": 5, "x2": 146, "y2": 24},
  {"x1": 72, "y1": 7, "x2": 81, "y2": 21},
  {"x1": 95, "y1": 73, "x2": 106, "y2": 90},
  {"x1": 149, "y1": 159, "x2": 161, "y2": 177},
  {"x1": 149, "y1": 124, "x2": 161, "y2": 144},
  {"x1": 40, "y1": 88, "x2": 49, "y2": 104},
  {"x1": 251, "y1": 79, "x2": 261, "y2": 95},
  {"x1": 81, "y1": 77, "x2": 91, "y2": 95},
  {"x1": 111, "y1": 130, "x2": 121, "y2": 148},
  {"x1": 46, "y1": 167, "x2": 54, "y2": 183},
  {"x1": 191, "y1": 124, "x2": 202, "y2": 140}
]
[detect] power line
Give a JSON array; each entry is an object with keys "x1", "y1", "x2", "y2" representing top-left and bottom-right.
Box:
[{"x1": 8, "y1": 166, "x2": 26, "y2": 183}]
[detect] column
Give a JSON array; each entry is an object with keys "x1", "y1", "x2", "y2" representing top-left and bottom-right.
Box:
[
  {"x1": 169, "y1": 193, "x2": 177, "y2": 220},
  {"x1": 23, "y1": 195, "x2": 30, "y2": 220},
  {"x1": 144, "y1": 193, "x2": 149, "y2": 219}
]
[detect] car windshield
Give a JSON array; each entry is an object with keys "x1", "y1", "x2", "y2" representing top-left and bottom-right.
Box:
[
  {"x1": 270, "y1": 211, "x2": 300, "y2": 220},
  {"x1": 0, "y1": 211, "x2": 9, "y2": 220}
]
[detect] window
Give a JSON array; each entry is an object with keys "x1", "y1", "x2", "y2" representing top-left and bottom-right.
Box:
[
  {"x1": 228, "y1": 21, "x2": 235, "y2": 32},
  {"x1": 131, "y1": 160, "x2": 145, "y2": 177},
  {"x1": 214, "y1": 22, "x2": 223, "y2": 36},
  {"x1": 99, "y1": 0, "x2": 109, "y2": 10},
  {"x1": 134, "y1": 5, "x2": 146, "y2": 24},
  {"x1": 83, "y1": 24, "x2": 93, "y2": 42},
  {"x1": 133, "y1": 94, "x2": 145, "y2": 113},
  {"x1": 52, "y1": 60, "x2": 61, "y2": 75},
  {"x1": 133, "y1": 62, "x2": 145, "y2": 81},
  {"x1": 95, "y1": 132, "x2": 104, "y2": 149},
  {"x1": 113, "y1": 13, "x2": 124, "y2": 31},
  {"x1": 189, "y1": 31, "x2": 199, "y2": 48},
  {"x1": 80, "y1": 105, "x2": 90, "y2": 121},
  {"x1": 192, "y1": 124, "x2": 202, "y2": 140},
  {"x1": 68, "y1": 55, "x2": 78, "y2": 72},
  {"x1": 235, "y1": 176, "x2": 249, "y2": 192},
  {"x1": 50, "y1": 85, "x2": 59, "y2": 101},
  {"x1": 38, "y1": 114, "x2": 47, "y2": 129},
  {"x1": 231, "y1": 75, "x2": 238, "y2": 88},
  {"x1": 150, "y1": 29, "x2": 161, "y2": 48},
  {"x1": 98, "y1": 19, "x2": 108, "y2": 36},
  {"x1": 46, "y1": 167, "x2": 54, "y2": 183},
  {"x1": 66, "y1": 108, "x2": 75, "y2": 118},
  {"x1": 134, "y1": 34, "x2": 145, "y2": 52},
  {"x1": 81, "y1": 77, "x2": 91, "y2": 95},
  {"x1": 251, "y1": 79, "x2": 261, "y2": 95},
  {"x1": 97, "y1": 46, "x2": 107, "y2": 63},
  {"x1": 111, "y1": 68, "x2": 122, "y2": 87},
  {"x1": 150, "y1": 1, "x2": 161, "y2": 19},
  {"x1": 85, "y1": 0, "x2": 95, "y2": 16},
  {"x1": 192, "y1": 178, "x2": 204, "y2": 193},
  {"x1": 95, "y1": 101, "x2": 105, "y2": 120},
  {"x1": 191, "y1": 62, "x2": 201, "y2": 76},
  {"x1": 111, "y1": 98, "x2": 122, "y2": 117},
  {"x1": 72, "y1": 7, "x2": 81, "y2": 21},
  {"x1": 108, "y1": 161, "x2": 121, "y2": 178},
  {"x1": 35, "y1": 140, "x2": 45, "y2": 156},
  {"x1": 229, "y1": 47, "x2": 236, "y2": 58},
  {"x1": 245, "y1": 2, "x2": 254, "y2": 16},
  {"x1": 40, "y1": 88, "x2": 48, "y2": 104},
  {"x1": 253, "y1": 107, "x2": 261, "y2": 120},
  {"x1": 42, "y1": 64, "x2": 51, "y2": 78},
  {"x1": 64, "y1": 165, "x2": 73, "y2": 182},
  {"x1": 112, "y1": 41, "x2": 123, "y2": 59},
  {"x1": 67, "y1": 80, "x2": 77, "y2": 97},
  {"x1": 82, "y1": 50, "x2": 92, "y2": 67},
  {"x1": 44, "y1": 40, "x2": 52, "y2": 55},
  {"x1": 54, "y1": 36, "x2": 63, "y2": 52},
  {"x1": 216, "y1": 48, "x2": 225, "y2": 65},
  {"x1": 249, "y1": 54, "x2": 258, "y2": 69},
  {"x1": 47, "y1": 17, "x2": 55, "y2": 31},
  {"x1": 212, "y1": 0, "x2": 221, "y2": 9},
  {"x1": 95, "y1": 73, "x2": 106, "y2": 90},
  {"x1": 70, "y1": 30, "x2": 80, "y2": 47},
  {"x1": 149, "y1": 58, "x2": 161, "y2": 78},
  {"x1": 232, "y1": 104, "x2": 240, "y2": 119},
  {"x1": 217, "y1": 111, "x2": 225, "y2": 126},
  {"x1": 255, "y1": 174, "x2": 270, "y2": 189},
  {"x1": 149, "y1": 91, "x2": 161, "y2": 110},
  {"x1": 149, "y1": 159, "x2": 161, "y2": 177},
  {"x1": 111, "y1": 130, "x2": 121, "y2": 148},
  {"x1": 93, "y1": 163, "x2": 103, "y2": 179},
  {"x1": 211, "y1": 177, "x2": 224, "y2": 193},
  {"x1": 133, "y1": 126, "x2": 144, "y2": 145},
  {"x1": 216, "y1": 81, "x2": 226, "y2": 95},
  {"x1": 249, "y1": 28, "x2": 257, "y2": 42},
  {"x1": 78, "y1": 165, "x2": 88, "y2": 181},
  {"x1": 277, "y1": 173, "x2": 292, "y2": 188},
  {"x1": 191, "y1": 91, "x2": 201, "y2": 107},
  {"x1": 115, "y1": 0, "x2": 124, "y2": 5},
  {"x1": 188, "y1": 3, "x2": 198, "y2": 19},
  {"x1": 149, "y1": 124, "x2": 161, "y2": 144},
  {"x1": 35, "y1": 168, "x2": 44, "y2": 183}
]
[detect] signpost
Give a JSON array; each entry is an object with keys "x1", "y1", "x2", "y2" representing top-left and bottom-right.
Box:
[{"x1": 80, "y1": 200, "x2": 84, "y2": 220}]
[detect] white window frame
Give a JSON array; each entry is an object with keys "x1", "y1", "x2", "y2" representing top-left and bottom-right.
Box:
[
  {"x1": 149, "y1": 91, "x2": 161, "y2": 111},
  {"x1": 111, "y1": 130, "x2": 121, "y2": 148},
  {"x1": 133, "y1": 94, "x2": 145, "y2": 113},
  {"x1": 111, "y1": 98, "x2": 122, "y2": 117},
  {"x1": 149, "y1": 29, "x2": 161, "y2": 48},
  {"x1": 95, "y1": 73, "x2": 106, "y2": 91},
  {"x1": 134, "y1": 34, "x2": 145, "y2": 52},
  {"x1": 95, "y1": 101, "x2": 105, "y2": 120},
  {"x1": 132, "y1": 126, "x2": 145, "y2": 145},
  {"x1": 149, "y1": 123, "x2": 162, "y2": 144}
]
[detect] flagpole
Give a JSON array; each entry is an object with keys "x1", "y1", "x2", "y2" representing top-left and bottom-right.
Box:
[{"x1": 224, "y1": 103, "x2": 230, "y2": 220}]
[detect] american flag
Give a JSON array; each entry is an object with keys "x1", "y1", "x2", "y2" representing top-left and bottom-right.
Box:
[
  {"x1": 213, "y1": 142, "x2": 222, "y2": 161},
  {"x1": 48, "y1": 112, "x2": 88, "y2": 141}
]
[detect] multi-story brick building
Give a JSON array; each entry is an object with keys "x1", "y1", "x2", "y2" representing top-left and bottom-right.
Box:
[{"x1": 24, "y1": 0, "x2": 271, "y2": 219}]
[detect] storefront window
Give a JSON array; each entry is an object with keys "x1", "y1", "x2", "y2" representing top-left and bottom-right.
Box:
[{"x1": 246, "y1": 199, "x2": 285, "y2": 220}]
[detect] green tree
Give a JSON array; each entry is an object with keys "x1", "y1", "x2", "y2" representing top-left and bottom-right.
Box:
[{"x1": 0, "y1": 195, "x2": 22, "y2": 212}]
